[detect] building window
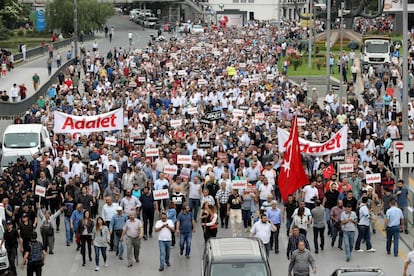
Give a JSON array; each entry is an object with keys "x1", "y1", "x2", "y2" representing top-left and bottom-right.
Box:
[
  {"x1": 233, "y1": 0, "x2": 239, "y2": 3},
  {"x1": 241, "y1": 0, "x2": 247, "y2": 3},
  {"x1": 248, "y1": 0, "x2": 254, "y2": 3}
]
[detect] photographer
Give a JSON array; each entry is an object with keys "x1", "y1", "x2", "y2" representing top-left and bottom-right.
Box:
[{"x1": 250, "y1": 214, "x2": 276, "y2": 258}]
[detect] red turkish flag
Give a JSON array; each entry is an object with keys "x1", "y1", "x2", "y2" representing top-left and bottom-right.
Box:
[
  {"x1": 323, "y1": 163, "x2": 335, "y2": 179},
  {"x1": 279, "y1": 116, "x2": 309, "y2": 201}
]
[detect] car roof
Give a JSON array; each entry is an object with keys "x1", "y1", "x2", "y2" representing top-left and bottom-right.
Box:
[
  {"x1": 4, "y1": 124, "x2": 44, "y2": 133},
  {"x1": 332, "y1": 267, "x2": 385, "y2": 276},
  {"x1": 208, "y1": 237, "x2": 264, "y2": 262}
]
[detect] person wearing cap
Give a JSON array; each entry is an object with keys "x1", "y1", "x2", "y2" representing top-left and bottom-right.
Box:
[
  {"x1": 110, "y1": 206, "x2": 128, "y2": 260},
  {"x1": 4, "y1": 219, "x2": 18, "y2": 275},
  {"x1": 18, "y1": 211, "x2": 35, "y2": 256}
]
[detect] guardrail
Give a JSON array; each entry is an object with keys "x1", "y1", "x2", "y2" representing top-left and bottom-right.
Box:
[
  {"x1": 0, "y1": 58, "x2": 75, "y2": 119},
  {"x1": 13, "y1": 33, "x2": 95, "y2": 62}
]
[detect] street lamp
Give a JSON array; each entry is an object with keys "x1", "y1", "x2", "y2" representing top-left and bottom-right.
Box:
[
  {"x1": 73, "y1": 0, "x2": 78, "y2": 59},
  {"x1": 338, "y1": 2, "x2": 350, "y2": 107}
]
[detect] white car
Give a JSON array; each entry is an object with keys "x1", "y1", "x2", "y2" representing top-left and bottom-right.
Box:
[
  {"x1": 0, "y1": 237, "x2": 9, "y2": 275},
  {"x1": 191, "y1": 25, "x2": 204, "y2": 34}
]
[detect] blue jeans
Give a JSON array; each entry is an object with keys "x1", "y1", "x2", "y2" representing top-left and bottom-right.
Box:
[
  {"x1": 386, "y1": 225, "x2": 400, "y2": 256},
  {"x1": 179, "y1": 232, "x2": 192, "y2": 256},
  {"x1": 355, "y1": 225, "x2": 372, "y2": 250},
  {"x1": 64, "y1": 216, "x2": 73, "y2": 243},
  {"x1": 189, "y1": 199, "x2": 200, "y2": 222},
  {"x1": 331, "y1": 224, "x2": 343, "y2": 249},
  {"x1": 159, "y1": 240, "x2": 171, "y2": 268},
  {"x1": 263, "y1": 243, "x2": 270, "y2": 258},
  {"x1": 242, "y1": 209, "x2": 251, "y2": 228},
  {"x1": 113, "y1": 230, "x2": 124, "y2": 257},
  {"x1": 286, "y1": 218, "x2": 293, "y2": 236},
  {"x1": 343, "y1": 231, "x2": 355, "y2": 260},
  {"x1": 94, "y1": 246, "x2": 107, "y2": 267}
]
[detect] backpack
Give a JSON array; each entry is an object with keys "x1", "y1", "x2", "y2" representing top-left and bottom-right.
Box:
[{"x1": 28, "y1": 241, "x2": 43, "y2": 263}]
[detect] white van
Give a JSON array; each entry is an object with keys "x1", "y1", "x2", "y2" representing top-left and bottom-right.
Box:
[{"x1": 2, "y1": 124, "x2": 51, "y2": 156}]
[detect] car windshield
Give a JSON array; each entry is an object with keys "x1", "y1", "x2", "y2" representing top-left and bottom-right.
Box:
[
  {"x1": 211, "y1": 263, "x2": 268, "y2": 276},
  {"x1": 365, "y1": 41, "x2": 389, "y2": 53},
  {"x1": 1, "y1": 155, "x2": 33, "y2": 167},
  {"x1": 4, "y1": 133, "x2": 39, "y2": 148}
]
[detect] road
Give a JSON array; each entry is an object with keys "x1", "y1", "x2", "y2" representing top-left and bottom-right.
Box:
[{"x1": 13, "y1": 15, "x2": 409, "y2": 276}]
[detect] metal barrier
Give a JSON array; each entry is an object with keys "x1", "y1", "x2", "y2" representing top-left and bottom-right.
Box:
[
  {"x1": 13, "y1": 34, "x2": 95, "y2": 62},
  {"x1": 0, "y1": 58, "x2": 75, "y2": 119}
]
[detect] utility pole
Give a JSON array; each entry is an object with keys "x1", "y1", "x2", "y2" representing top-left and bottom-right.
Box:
[
  {"x1": 339, "y1": 2, "x2": 344, "y2": 107},
  {"x1": 73, "y1": 0, "x2": 78, "y2": 58},
  {"x1": 325, "y1": 0, "x2": 331, "y2": 94},
  {"x1": 308, "y1": 0, "x2": 313, "y2": 68}
]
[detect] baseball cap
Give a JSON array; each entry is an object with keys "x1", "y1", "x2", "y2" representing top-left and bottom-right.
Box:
[
  {"x1": 117, "y1": 206, "x2": 123, "y2": 211},
  {"x1": 6, "y1": 220, "x2": 12, "y2": 224}
]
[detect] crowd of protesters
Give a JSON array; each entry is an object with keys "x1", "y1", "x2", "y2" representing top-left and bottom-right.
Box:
[{"x1": 0, "y1": 16, "x2": 411, "y2": 274}]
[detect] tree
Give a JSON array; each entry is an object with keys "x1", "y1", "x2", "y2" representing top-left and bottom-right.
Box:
[
  {"x1": 46, "y1": 0, "x2": 113, "y2": 34},
  {"x1": 0, "y1": 0, "x2": 26, "y2": 29}
]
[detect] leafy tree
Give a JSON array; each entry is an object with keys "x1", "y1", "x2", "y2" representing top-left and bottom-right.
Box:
[
  {"x1": 46, "y1": 0, "x2": 113, "y2": 34},
  {"x1": 0, "y1": 0, "x2": 26, "y2": 29}
]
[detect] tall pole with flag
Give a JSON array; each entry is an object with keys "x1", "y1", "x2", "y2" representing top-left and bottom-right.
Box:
[{"x1": 279, "y1": 116, "x2": 309, "y2": 201}]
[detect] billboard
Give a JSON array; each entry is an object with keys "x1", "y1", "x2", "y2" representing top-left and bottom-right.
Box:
[
  {"x1": 218, "y1": 14, "x2": 244, "y2": 28},
  {"x1": 383, "y1": 0, "x2": 402, "y2": 12},
  {"x1": 36, "y1": 7, "x2": 46, "y2": 32}
]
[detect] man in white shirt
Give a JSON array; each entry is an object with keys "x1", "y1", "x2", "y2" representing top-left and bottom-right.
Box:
[
  {"x1": 302, "y1": 181, "x2": 318, "y2": 210},
  {"x1": 104, "y1": 154, "x2": 119, "y2": 173},
  {"x1": 154, "y1": 212, "x2": 175, "y2": 271},
  {"x1": 70, "y1": 155, "x2": 84, "y2": 177},
  {"x1": 250, "y1": 213, "x2": 275, "y2": 258},
  {"x1": 120, "y1": 189, "x2": 142, "y2": 215}
]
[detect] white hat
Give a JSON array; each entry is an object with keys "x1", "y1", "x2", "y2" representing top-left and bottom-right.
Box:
[
  {"x1": 312, "y1": 87, "x2": 317, "y2": 91},
  {"x1": 117, "y1": 206, "x2": 123, "y2": 211}
]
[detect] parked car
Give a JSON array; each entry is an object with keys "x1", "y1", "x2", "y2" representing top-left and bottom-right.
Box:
[
  {"x1": 330, "y1": 267, "x2": 385, "y2": 276},
  {"x1": 144, "y1": 17, "x2": 159, "y2": 28},
  {"x1": 190, "y1": 24, "x2": 204, "y2": 34}
]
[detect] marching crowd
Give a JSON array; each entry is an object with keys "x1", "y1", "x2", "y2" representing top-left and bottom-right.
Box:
[{"x1": 0, "y1": 17, "x2": 413, "y2": 276}]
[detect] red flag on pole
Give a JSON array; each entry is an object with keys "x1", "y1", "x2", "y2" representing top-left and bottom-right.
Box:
[
  {"x1": 279, "y1": 116, "x2": 309, "y2": 201},
  {"x1": 323, "y1": 163, "x2": 335, "y2": 179}
]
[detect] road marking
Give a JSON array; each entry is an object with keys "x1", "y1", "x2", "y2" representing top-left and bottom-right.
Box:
[{"x1": 70, "y1": 254, "x2": 81, "y2": 273}]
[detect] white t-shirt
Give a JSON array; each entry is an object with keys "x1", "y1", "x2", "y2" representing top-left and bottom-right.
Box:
[
  {"x1": 258, "y1": 184, "x2": 273, "y2": 201},
  {"x1": 302, "y1": 185, "x2": 318, "y2": 203},
  {"x1": 155, "y1": 219, "x2": 174, "y2": 241}
]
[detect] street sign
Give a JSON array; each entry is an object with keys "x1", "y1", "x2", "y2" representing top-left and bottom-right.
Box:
[{"x1": 393, "y1": 141, "x2": 414, "y2": 167}]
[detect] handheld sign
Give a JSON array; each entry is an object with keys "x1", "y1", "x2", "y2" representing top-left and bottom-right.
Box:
[
  {"x1": 338, "y1": 163, "x2": 353, "y2": 173},
  {"x1": 170, "y1": 119, "x2": 182, "y2": 128},
  {"x1": 232, "y1": 180, "x2": 247, "y2": 190},
  {"x1": 145, "y1": 148, "x2": 159, "y2": 157},
  {"x1": 164, "y1": 165, "x2": 178, "y2": 175},
  {"x1": 153, "y1": 189, "x2": 170, "y2": 200},
  {"x1": 177, "y1": 155, "x2": 192, "y2": 165},
  {"x1": 366, "y1": 173, "x2": 381, "y2": 184},
  {"x1": 104, "y1": 136, "x2": 117, "y2": 146},
  {"x1": 35, "y1": 185, "x2": 46, "y2": 197}
]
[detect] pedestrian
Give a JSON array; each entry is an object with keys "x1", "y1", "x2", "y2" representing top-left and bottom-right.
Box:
[
  {"x1": 403, "y1": 242, "x2": 414, "y2": 276},
  {"x1": 18, "y1": 212, "x2": 34, "y2": 257},
  {"x1": 120, "y1": 212, "x2": 143, "y2": 267},
  {"x1": 287, "y1": 226, "x2": 310, "y2": 260},
  {"x1": 384, "y1": 199, "x2": 404, "y2": 257},
  {"x1": 354, "y1": 197, "x2": 376, "y2": 253},
  {"x1": 203, "y1": 205, "x2": 218, "y2": 242},
  {"x1": 176, "y1": 205, "x2": 196, "y2": 258},
  {"x1": 311, "y1": 200, "x2": 325, "y2": 254},
  {"x1": 341, "y1": 204, "x2": 358, "y2": 262},
  {"x1": 283, "y1": 194, "x2": 298, "y2": 236},
  {"x1": 4, "y1": 220, "x2": 18, "y2": 276},
  {"x1": 21, "y1": 44, "x2": 27, "y2": 61},
  {"x1": 330, "y1": 200, "x2": 344, "y2": 250},
  {"x1": 92, "y1": 216, "x2": 110, "y2": 271},
  {"x1": 394, "y1": 179, "x2": 410, "y2": 234},
  {"x1": 227, "y1": 188, "x2": 243, "y2": 237},
  {"x1": 266, "y1": 200, "x2": 282, "y2": 253},
  {"x1": 102, "y1": 196, "x2": 118, "y2": 250},
  {"x1": 70, "y1": 203, "x2": 84, "y2": 251},
  {"x1": 21, "y1": 231, "x2": 46, "y2": 276},
  {"x1": 188, "y1": 176, "x2": 202, "y2": 222},
  {"x1": 19, "y1": 84, "x2": 27, "y2": 100},
  {"x1": 292, "y1": 206, "x2": 310, "y2": 237},
  {"x1": 154, "y1": 211, "x2": 175, "y2": 271},
  {"x1": 37, "y1": 203, "x2": 62, "y2": 254},
  {"x1": 109, "y1": 206, "x2": 128, "y2": 260},
  {"x1": 140, "y1": 186, "x2": 158, "y2": 240},
  {"x1": 62, "y1": 192, "x2": 75, "y2": 246},
  {"x1": 288, "y1": 240, "x2": 317, "y2": 276},
  {"x1": 250, "y1": 213, "x2": 276, "y2": 258},
  {"x1": 32, "y1": 73, "x2": 40, "y2": 91},
  {"x1": 47, "y1": 57, "x2": 52, "y2": 76},
  {"x1": 215, "y1": 182, "x2": 230, "y2": 228},
  {"x1": 56, "y1": 52, "x2": 61, "y2": 67},
  {"x1": 9, "y1": 83, "x2": 19, "y2": 102},
  {"x1": 166, "y1": 202, "x2": 177, "y2": 246},
  {"x1": 77, "y1": 210, "x2": 94, "y2": 266}
]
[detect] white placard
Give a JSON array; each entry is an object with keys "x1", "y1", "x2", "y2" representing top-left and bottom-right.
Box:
[
  {"x1": 180, "y1": 167, "x2": 191, "y2": 179},
  {"x1": 145, "y1": 148, "x2": 159, "y2": 157},
  {"x1": 170, "y1": 53, "x2": 178, "y2": 59},
  {"x1": 178, "y1": 70, "x2": 187, "y2": 76},
  {"x1": 187, "y1": 107, "x2": 198, "y2": 115},
  {"x1": 142, "y1": 53, "x2": 149, "y2": 59},
  {"x1": 164, "y1": 165, "x2": 178, "y2": 175},
  {"x1": 338, "y1": 163, "x2": 354, "y2": 173},
  {"x1": 232, "y1": 180, "x2": 247, "y2": 190},
  {"x1": 267, "y1": 74, "x2": 275, "y2": 80},
  {"x1": 177, "y1": 155, "x2": 192, "y2": 165},
  {"x1": 198, "y1": 79, "x2": 208, "y2": 85},
  {"x1": 366, "y1": 173, "x2": 382, "y2": 184},
  {"x1": 297, "y1": 117, "x2": 306, "y2": 126},
  {"x1": 138, "y1": 76, "x2": 146, "y2": 82},
  {"x1": 153, "y1": 189, "x2": 170, "y2": 200},
  {"x1": 271, "y1": 105, "x2": 281, "y2": 113},
  {"x1": 35, "y1": 185, "x2": 46, "y2": 197},
  {"x1": 239, "y1": 63, "x2": 247, "y2": 68},
  {"x1": 255, "y1": 113, "x2": 265, "y2": 121},
  {"x1": 104, "y1": 136, "x2": 117, "y2": 146},
  {"x1": 170, "y1": 119, "x2": 182, "y2": 128},
  {"x1": 240, "y1": 79, "x2": 249, "y2": 86},
  {"x1": 233, "y1": 109, "x2": 244, "y2": 118}
]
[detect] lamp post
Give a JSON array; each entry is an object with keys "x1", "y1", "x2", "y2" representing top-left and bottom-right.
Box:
[
  {"x1": 325, "y1": 0, "x2": 331, "y2": 94},
  {"x1": 339, "y1": 2, "x2": 344, "y2": 107},
  {"x1": 73, "y1": 0, "x2": 78, "y2": 59},
  {"x1": 308, "y1": 0, "x2": 313, "y2": 68}
]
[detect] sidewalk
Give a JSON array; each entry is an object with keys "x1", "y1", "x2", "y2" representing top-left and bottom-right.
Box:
[{"x1": 0, "y1": 36, "x2": 101, "y2": 101}]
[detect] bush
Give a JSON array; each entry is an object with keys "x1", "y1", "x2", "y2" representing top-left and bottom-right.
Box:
[
  {"x1": 0, "y1": 29, "x2": 9, "y2": 41},
  {"x1": 16, "y1": 29, "x2": 24, "y2": 36}
]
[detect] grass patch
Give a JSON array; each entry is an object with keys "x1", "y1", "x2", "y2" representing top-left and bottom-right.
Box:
[{"x1": 278, "y1": 54, "x2": 342, "y2": 78}]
